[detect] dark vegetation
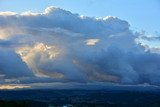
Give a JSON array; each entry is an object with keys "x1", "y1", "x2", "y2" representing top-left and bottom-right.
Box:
[{"x1": 0, "y1": 89, "x2": 160, "y2": 107}]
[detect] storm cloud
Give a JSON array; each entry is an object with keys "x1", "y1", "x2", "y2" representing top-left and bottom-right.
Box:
[{"x1": 0, "y1": 6, "x2": 160, "y2": 88}]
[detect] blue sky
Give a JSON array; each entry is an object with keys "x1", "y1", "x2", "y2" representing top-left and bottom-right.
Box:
[{"x1": 0, "y1": 0, "x2": 159, "y2": 34}]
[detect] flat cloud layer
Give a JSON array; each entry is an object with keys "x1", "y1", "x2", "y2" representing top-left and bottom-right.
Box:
[{"x1": 0, "y1": 6, "x2": 160, "y2": 89}]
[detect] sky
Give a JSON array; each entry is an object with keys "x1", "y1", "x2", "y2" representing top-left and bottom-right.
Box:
[
  {"x1": 0, "y1": 1, "x2": 160, "y2": 89},
  {"x1": 0, "y1": 0, "x2": 160, "y2": 34}
]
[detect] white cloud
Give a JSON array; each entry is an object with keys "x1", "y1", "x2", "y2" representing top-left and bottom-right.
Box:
[
  {"x1": 0, "y1": 6, "x2": 160, "y2": 88},
  {"x1": 85, "y1": 39, "x2": 100, "y2": 46},
  {"x1": 0, "y1": 84, "x2": 30, "y2": 90},
  {"x1": 0, "y1": 12, "x2": 17, "y2": 16}
]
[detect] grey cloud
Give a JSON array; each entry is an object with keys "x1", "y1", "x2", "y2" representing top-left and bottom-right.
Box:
[
  {"x1": 0, "y1": 48, "x2": 34, "y2": 80},
  {"x1": 0, "y1": 6, "x2": 160, "y2": 88},
  {"x1": 140, "y1": 36, "x2": 160, "y2": 41}
]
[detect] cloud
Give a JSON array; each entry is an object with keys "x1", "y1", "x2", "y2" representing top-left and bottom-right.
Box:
[
  {"x1": 136, "y1": 34, "x2": 160, "y2": 53},
  {"x1": 0, "y1": 48, "x2": 34, "y2": 79},
  {"x1": 0, "y1": 84, "x2": 30, "y2": 90},
  {"x1": 0, "y1": 12, "x2": 17, "y2": 16},
  {"x1": 85, "y1": 39, "x2": 100, "y2": 46},
  {"x1": 0, "y1": 6, "x2": 160, "y2": 88}
]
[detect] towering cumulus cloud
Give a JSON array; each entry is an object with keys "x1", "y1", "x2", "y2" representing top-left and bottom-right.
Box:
[{"x1": 0, "y1": 6, "x2": 160, "y2": 89}]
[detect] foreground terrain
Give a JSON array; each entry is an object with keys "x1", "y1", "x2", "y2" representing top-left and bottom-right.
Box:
[{"x1": 0, "y1": 88, "x2": 160, "y2": 107}]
